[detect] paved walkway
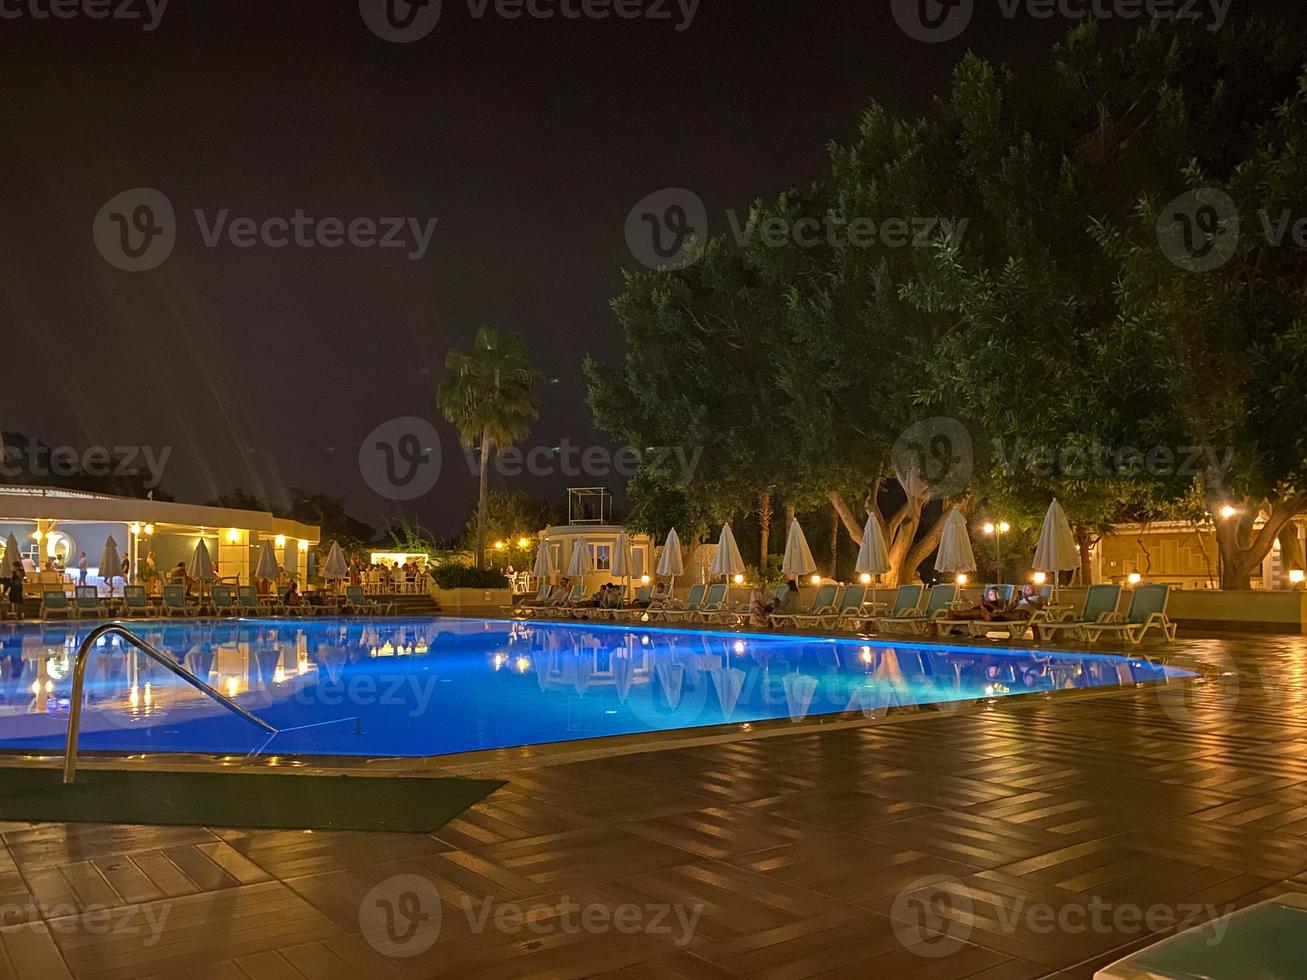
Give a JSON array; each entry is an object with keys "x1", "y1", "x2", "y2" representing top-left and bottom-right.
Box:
[{"x1": 0, "y1": 633, "x2": 1303, "y2": 979}]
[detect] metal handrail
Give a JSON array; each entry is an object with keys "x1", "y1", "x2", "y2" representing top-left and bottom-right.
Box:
[{"x1": 64, "y1": 624, "x2": 280, "y2": 784}]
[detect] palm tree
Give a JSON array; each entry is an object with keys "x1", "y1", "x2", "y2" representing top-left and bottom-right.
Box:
[{"x1": 437, "y1": 327, "x2": 540, "y2": 568}]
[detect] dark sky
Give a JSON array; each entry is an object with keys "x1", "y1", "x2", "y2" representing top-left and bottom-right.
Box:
[{"x1": 3, "y1": 0, "x2": 1302, "y2": 536}]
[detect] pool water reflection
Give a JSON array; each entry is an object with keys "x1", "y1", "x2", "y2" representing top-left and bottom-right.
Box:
[{"x1": 0, "y1": 618, "x2": 1196, "y2": 758}]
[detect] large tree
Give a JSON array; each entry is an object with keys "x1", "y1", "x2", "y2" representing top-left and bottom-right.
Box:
[{"x1": 438, "y1": 327, "x2": 540, "y2": 568}]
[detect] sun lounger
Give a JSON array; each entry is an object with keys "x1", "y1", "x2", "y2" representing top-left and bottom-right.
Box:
[
  {"x1": 40, "y1": 590, "x2": 73, "y2": 620},
  {"x1": 1033, "y1": 584, "x2": 1123, "y2": 643},
  {"x1": 686, "y1": 583, "x2": 729, "y2": 623},
  {"x1": 211, "y1": 585, "x2": 239, "y2": 617},
  {"x1": 540, "y1": 584, "x2": 586, "y2": 618},
  {"x1": 122, "y1": 585, "x2": 154, "y2": 617},
  {"x1": 1080, "y1": 584, "x2": 1177, "y2": 645},
  {"x1": 656, "y1": 583, "x2": 706, "y2": 623},
  {"x1": 509, "y1": 584, "x2": 552, "y2": 617},
  {"x1": 875, "y1": 584, "x2": 957, "y2": 634},
  {"x1": 162, "y1": 584, "x2": 199, "y2": 617},
  {"x1": 847, "y1": 584, "x2": 923, "y2": 632},
  {"x1": 810, "y1": 585, "x2": 868, "y2": 629},
  {"x1": 935, "y1": 584, "x2": 1014, "y2": 635},
  {"x1": 770, "y1": 584, "x2": 838, "y2": 628},
  {"x1": 345, "y1": 585, "x2": 392, "y2": 616}
]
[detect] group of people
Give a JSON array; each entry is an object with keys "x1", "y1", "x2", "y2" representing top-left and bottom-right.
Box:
[{"x1": 346, "y1": 557, "x2": 427, "y2": 592}]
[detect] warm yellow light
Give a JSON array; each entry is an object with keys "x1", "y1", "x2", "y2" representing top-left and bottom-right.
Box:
[
  {"x1": 860, "y1": 646, "x2": 873, "y2": 665},
  {"x1": 273, "y1": 667, "x2": 286, "y2": 684},
  {"x1": 517, "y1": 537, "x2": 530, "y2": 549},
  {"x1": 810, "y1": 574, "x2": 821, "y2": 586},
  {"x1": 299, "y1": 539, "x2": 310, "y2": 551},
  {"x1": 226, "y1": 528, "x2": 241, "y2": 544},
  {"x1": 224, "y1": 677, "x2": 241, "y2": 698},
  {"x1": 733, "y1": 640, "x2": 746, "y2": 654},
  {"x1": 983, "y1": 522, "x2": 995, "y2": 535},
  {"x1": 492, "y1": 653, "x2": 507, "y2": 671},
  {"x1": 514, "y1": 656, "x2": 532, "y2": 674},
  {"x1": 1032, "y1": 571, "x2": 1047, "y2": 585},
  {"x1": 1291, "y1": 569, "x2": 1305, "y2": 586},
  {"x1": 275, "y1": 534, "x2": 287, "y2": 548},
  {"x1": 31, "y1": 531, "x2": 42, "y2": 541},
  {"x1": 129, "y1": 522, "x2": 141, "y2": 534},
  {"x1": 957, "y1": 573, "x2": 969, "y2": 585},
  {"x1": 1219, "y1": 505, "x2": 1237, "y2": 520},
  {"x1": 999, "y1": 521, "x2": 1010, "y2": 534},
  {"x1": 30, "y1": 681, "x2": 40, "y2": 695},
  {"x1": 733, "y1": 574, "x2": 745, "y2": 584},
  {"x1": 859, "y1": 573, "x2": 872, "y2": 585},
  {"x1": 641, "y1": 575, "x2": 651, "y2": 585},
  {"x1": 143, "y1": 523, "x2": 154, "y2": 536},
  {"x1": 494, "y1": 540, "x2": 506, "y2": 551},
  {"x1": 1128, "y1": 572, "x2": 1143, "y2": 586}
]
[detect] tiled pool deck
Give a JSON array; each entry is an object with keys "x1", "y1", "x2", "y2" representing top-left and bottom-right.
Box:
[{"x1": 0, "y1": 632, "x2": 1303, "y2": 979}]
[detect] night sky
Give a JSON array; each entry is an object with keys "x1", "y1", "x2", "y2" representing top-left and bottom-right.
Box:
[{"x1": 4, "y1": 0, "x2": 1303, "y2": 536}]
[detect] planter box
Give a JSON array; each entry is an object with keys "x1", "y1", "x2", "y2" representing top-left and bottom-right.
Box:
[{"x1": 434, "y1": 587, "x2": 513, "y2": 617}]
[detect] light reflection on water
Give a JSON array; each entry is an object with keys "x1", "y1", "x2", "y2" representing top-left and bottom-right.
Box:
[{"x1": 0, "y1": 618, "x2": 1195, "y2": 757}]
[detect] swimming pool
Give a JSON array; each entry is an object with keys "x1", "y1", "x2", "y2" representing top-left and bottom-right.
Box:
[{"x1": 0, "y1": 618, "x2": 1195, "y2": 758}]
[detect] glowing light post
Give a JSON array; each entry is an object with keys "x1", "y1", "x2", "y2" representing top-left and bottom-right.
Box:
[{"x1": 983, "y1": 520, "x2": 1010, "y2": 585}]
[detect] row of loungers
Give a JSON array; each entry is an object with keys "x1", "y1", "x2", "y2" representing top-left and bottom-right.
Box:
[
  {"x1": 512, "y1": 582, "x2": 1178, "y2": 646},
  {"x1": 28, "y1": 585, "x2": 397, "y2": 620}
]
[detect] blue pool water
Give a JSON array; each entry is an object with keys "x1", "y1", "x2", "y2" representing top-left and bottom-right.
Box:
[{"x1": 0, "y1": 618, "x2": 1195, "y2": 758}]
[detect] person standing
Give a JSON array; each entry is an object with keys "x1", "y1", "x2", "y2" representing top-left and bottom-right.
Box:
[
  {"x1": 7, "y1": 561, "x2": 24, "y2": 610},
  {"x1": 77, "y1": 553, "x2": 88, "y2": 586}
]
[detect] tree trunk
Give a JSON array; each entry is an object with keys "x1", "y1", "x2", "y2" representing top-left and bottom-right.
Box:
[
  {"x1": 1208, "y1": 489, "x2": 1307, "y2": 589},
  {"x1": 758, "y1": 491, "x2": 773, "y2": 579},
  {"x1": 1073, "y1": 524, "x2": 1096, "y2": 586},
  {"x1": 784, "y1": 503, "x2": 796, "y2": 533},
  {"x1": 475, "y1": 428, "x2": 491, "y2": 568},
  {"x1": 829, "y1": 503, "x2": 839, "y2": 578}
]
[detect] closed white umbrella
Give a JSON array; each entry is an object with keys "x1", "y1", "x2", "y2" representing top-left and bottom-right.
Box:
[
  {"x1": 782, "y1": 519, "x2": 817, "y2": 580},
  {"x1": 710, "y1": 523, "x2": 745, "y2": 582},
  {"x1": 656, "y1": 528, "x2": 684, "y2": 594},
  {"x1": 1033, "y1": 498, "x2": 1080, "y2": 597},
  {"x1": 935, "y1": 506, "x2": 976, "y2": 579},
  {"x1": 100, "y1": 536, "x2": 122, "y2": 597},
  {"x1": 611, "y1": 531, "x2": 635, "y2": 597},
  {"x1": 855, "y1": 513, "x2": 892, "y2": 608},
  {"x1": 566, "y1": 538, "x2": 593, "y2": 578},
  {"x1": 3, "y1": 533, "x2": 22, "y2": 576},
  {"x1": 532, "y1": 538, "x2": 556, "y2": 580},
  {"x1": 188, "y1": 539, "x2": 215, "y2": 581},
  {"x1": 322, "y1": 542, "x2": 349, "y2": 579},
  {"x1": 255, "y1": 540, "x2": 280, "y2": 582}
]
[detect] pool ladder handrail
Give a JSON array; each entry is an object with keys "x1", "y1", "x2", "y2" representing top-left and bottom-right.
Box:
[{"x1": 63, "y1": 623, "x2": 356, "y2": 784}]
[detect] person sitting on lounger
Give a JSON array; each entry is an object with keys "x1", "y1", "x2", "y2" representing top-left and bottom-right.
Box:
[
  {"x1": 1009, "y1": 584, "x2": 1047, "y2": 615},
  {"x1": 937, "y1": 588, "x2": 1009, "y2": 635},
  {"x1": 750, "y1": 583, "x2": 781, "y2": 626}
]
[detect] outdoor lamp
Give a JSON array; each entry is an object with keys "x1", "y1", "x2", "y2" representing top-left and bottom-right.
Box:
[
  {"x1": 129, "y1": 522, "x2": 140, "y2": 534},
  {"x1": 956, "y1": 573, "x2": 968, "y2": 585},
  {"x1": 860, "y1": 573, "x2": 872, "y2": 584},
  {"x1": 518, "y1": 537, "x2": 530, "y2": 548},
  {"x1": 1291, "y1": 569, "x2": 1305, "y2": 586},
  {"x1": 810, "y1": 574, "x2": 822, "y2": 586},
  {"x1": 983, "y1": 522, "x2": 995, "y2": 535},
  {"x1": 733, "y1": 573, "x2": 745, "y2": 584},
  {"x1": 275, "y1": 535, "x2": 286, "y2": 548},
  {"x1": 1033, "y1": 571, "x2": 1047, "y2": 585},
  {"x1": 494, "y1": 541, "x2": 506, "y2": 551},
  {"x1": 299, "y1": 539, "x2": 309, "y2": 550},
  {"x1": 31, "y1": 530, "x2": 42, "y2": 541},
  {"x1": 1219, "y1": 505, "x2": 1238, "y2": 520},
  {"x1": 143, "y1": 524, "x2": 154, "y2": 536},
  {"x1": 1128, "y1": 572, "x2": 1142, "y2": 586},
  {"x1": 226, "y1": 528, "x2": 240, "y2": 543},
  {"x1": 641, "y1": 575, "x2": 650, "y2": 584}
]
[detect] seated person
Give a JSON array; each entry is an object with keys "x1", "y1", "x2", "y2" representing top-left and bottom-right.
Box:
[
  {"x1": 938, "y1": 588, "x2": 1010, "y2": 635},
  {"x1": 750, "y1": 583, "x2": 782, "y2": 626},
  {"x1": 1008, "y1": 583, "x2": 1048, "y2": 616}
]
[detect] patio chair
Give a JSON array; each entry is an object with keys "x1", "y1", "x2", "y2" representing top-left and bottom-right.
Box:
[
  {"x1": 848, "y1": 584, "x2": 923, "y2": 632},
  {"x1": 237, "y1": 586, "x2": 267, "y2": 616},
  {"x1": 704, "y1": 583, "x2": 788, "y2": 626},
  {"x1": 507, "y1": 584, "x2": 551, "y2": 617},
  {"x1": 935, "y1": 584, "x2": 1015, "y2": 636},
  {"x1": 211, "y1": 585, "x2": 238, "y2": 617},
  {"x1": 74, "y1": 586, "x2": 103, "y2": 619},
  {"x1": 875, "y1": 584, "x2": 957, "y2": 635},
  {"x1": 608, "y1": 585, "x2": 655, "y2": 622},
  {"x1": 813, "y1": 585, "x2": 867, "y2": 630},
  {"x1": 540, "y1": 584, "x2": 586, "y2": 618},
  {"x1": 686, "y1": 583, "x2": 729, "y2": 623},
  {"x1": 770, "y1": 584, "x2": 838, "y2": 629},
  {"x1": 654, "y1": 583, "x2": 706, "y2": 623},
  {"x1": 162, "y1": 584, "x2": 198, "y2": 618},
  {"x1": 344, "y1": 585, "x2": 385, "y2": 616},
  {"x1": 1034, "y1": 584, "x2": 1123, "y2": 643},
  {"x1": 40, "y1": 590, "x2": 73, "y2": 620},
  {"x1": 1081, "y1": 584, "x2": 1177, "y2": 645},
  {"x1": 122, "y1": 585, "x2": 153, "y2": 617}
]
